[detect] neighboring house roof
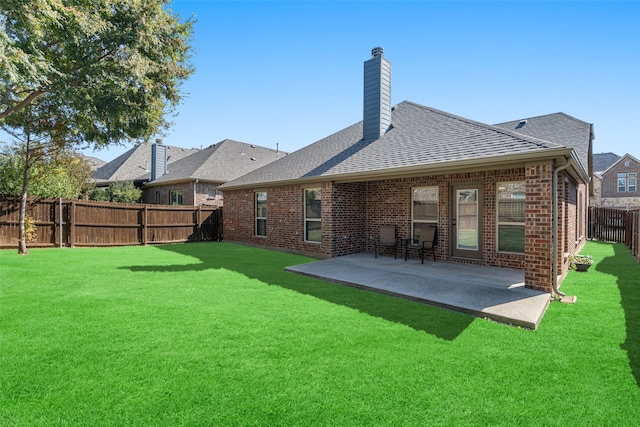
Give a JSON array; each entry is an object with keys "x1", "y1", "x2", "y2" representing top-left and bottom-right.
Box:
[
  {"x1": 92, "y1": 143, "x2": 199, "y2": 183},
  {"x1": 144, "y1": 139, "x2": 286, "y2": 186},
  {"x1": 592, "y1": 152, "x2": 621, "y2": 173},
  {"x1": 601, "y1": 153, "x2": 640, "y2": 175},
  {"x1": 220, "y1": 100, "x2": 584, "y2": 190},
  {"x1": 82, "y1": 155, "x2": 106, "y2": 171},
  {"x1": 494, "y1": 112, "x2": 593, "y2": 176}
]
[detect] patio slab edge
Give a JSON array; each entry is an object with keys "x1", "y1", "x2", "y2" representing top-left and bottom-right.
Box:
[{"x1": 285, "y1": 261, "x2": 550, "y2": 330}]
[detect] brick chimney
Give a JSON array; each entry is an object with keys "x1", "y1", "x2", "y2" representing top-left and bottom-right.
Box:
[{"x1": 363, "y1": 47, "x2": 392, "y2": 142}]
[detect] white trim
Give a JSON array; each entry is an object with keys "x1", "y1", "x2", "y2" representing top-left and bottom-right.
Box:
[{"x1": 496, "y1": 181, "x2": 525, "y2": 254}]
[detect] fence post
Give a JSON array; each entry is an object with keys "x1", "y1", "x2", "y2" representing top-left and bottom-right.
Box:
[
  {"x1": 197, "y1": 206, "x2": 202, "y2": 242},
  {"x1": 142, "y1": 205, "x2": 148, "y2": 245},
  {"x1": 69, "y1": 200, "x2": 76, "y2": 248},
  {"x1": 58, "y1": 198, "x2": 63, "y2": 248}
]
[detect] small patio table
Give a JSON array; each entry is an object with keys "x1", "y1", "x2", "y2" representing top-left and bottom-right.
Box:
[{"x1": 400, "y1": 237, "x2": 416, "y2": 261}]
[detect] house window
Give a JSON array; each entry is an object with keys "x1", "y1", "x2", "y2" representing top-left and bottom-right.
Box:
[
  {"x1": 618, "y1": 173, "x2": 627, "y2": 192},
  {"x1": 255, "y1": 192, "x2": 267, "y2": 237},
  {"x1": 629, "y1": 173, "x2": 637, "y2": 192},
  {"x1": 304, "y1": 188, "x2": 321, "y2": 243},
  {"x1": 412, "y1": 187, "x2": 438, "y2": 241},
  {"x1": 497, "y1": 182, "x2": 525, "y2": 253},
  {"x1": 155, "y1": 191, "x2": 160, "y2": 204},
  {"x1": 170, "y1": 190, "x2": 183, "y2": 205}
]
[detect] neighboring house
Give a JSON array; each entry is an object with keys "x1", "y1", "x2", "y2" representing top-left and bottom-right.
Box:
[
  {"x1": 219, "y1": 48, "x2": 594, "y2": 294},
  {"x1": 91, "y1": 140, "x2": 283, "y2": 206},
  {"x1": 592, "y1": 153, "x2": 640, "y2": 209},
  {"x1": 82, "y1": 155, "x2": 106, "y2": 171},
  {"x1": 142, "y1": 139, "x2": 286, "y2": 206},
  {"x1": 91, "y1": 142, "x2": 199, "y2": 187},
  {"x1": 589, "y1": 152, "x2": 621, "y2": 207},
  {"x1": 593, "y1": 152, "x2": 621, "y2": 173}
]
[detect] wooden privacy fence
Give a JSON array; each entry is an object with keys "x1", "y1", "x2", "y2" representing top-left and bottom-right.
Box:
[
  {"x1": 588, "y1": 206, "x2": 640, "y2": 263},
  {"x1": 589, "y1": 206, "x2": 627, "y2": 243},
  {"x1": 0, "y1": 197, "x2": 222, "y2": 249},
  {"x1": 628, "y1": 209, "x2": 640, "y2": 263}
]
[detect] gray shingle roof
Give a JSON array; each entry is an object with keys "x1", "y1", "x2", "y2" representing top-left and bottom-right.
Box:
[
  {"x1": 82, "y1": 155, "x2": 106, "y2": 171},
  {"x1": 494, "y1": 112, "x2": 592, "y2": 175},
  {"x1": 592, "y1": 152, "x2": 621, "y2": 173},
  {"x1": 146, "y1": 139, "x2": 285, "y2": 185},
  {"x1": 220, "y1": 101, "x2": 578, "y2": 189},
  {"x1": 92, "y1": 143, "x2": 199, "y2": 183}
]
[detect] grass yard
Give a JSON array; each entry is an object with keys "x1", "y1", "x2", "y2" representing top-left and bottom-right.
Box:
[{"x1": 1, "y1": 241, "x2": 639, "y2": 425}]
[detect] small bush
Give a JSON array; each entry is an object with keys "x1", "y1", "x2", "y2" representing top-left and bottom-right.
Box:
[{"x1": 24, "y1": 216, "x2": 37, "y2": 242}]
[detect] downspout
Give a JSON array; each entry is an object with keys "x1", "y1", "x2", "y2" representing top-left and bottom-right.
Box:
[
  {"x1": 194, "y1": 179, "x2": 198, "y2": 206},
  {"x1": 552, "y1": 157, "x2": 572, "y2": 297}
]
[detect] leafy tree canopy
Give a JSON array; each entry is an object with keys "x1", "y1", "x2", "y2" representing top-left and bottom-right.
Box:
[
  {"x1": 0, "y1": 0, "x2": 195, "y2": 148},
  {"x1": 0, "y1": 146, "x2": 93, "y2": 199},
  {"x1": 0, "y1": 0, "x2": 194, "y2": 254},
  {"x1": 106, "y1": 181, "x2": 142, "y2": 204}
]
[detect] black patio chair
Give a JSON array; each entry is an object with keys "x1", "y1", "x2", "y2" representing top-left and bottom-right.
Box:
[
  {"x1": 374, "y1": 225, "x2": 398, "y2": 259},
  {"x1": 418, "y1": 226, "x2": 437, "y2": 264}
]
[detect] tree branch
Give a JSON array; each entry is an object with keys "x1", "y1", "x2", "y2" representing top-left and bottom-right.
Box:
[{"x1": 0, "y1": 90, "x2": 48, "y2": 120}]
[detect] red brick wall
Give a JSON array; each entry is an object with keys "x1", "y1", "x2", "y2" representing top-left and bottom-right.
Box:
[
  {"x1": 194, "y1": 182, "x2": 223, "y2": 207},
  {"x1": 525, "y1": 163, "x2": 553, "y2": 292},
  {"x1": 142, "y1": 182, "x2": 194, "y2": 205},
  {"x1": 224, "y1": 163, "x2": 587, "y2": 293},
  {"x1": 331, "y1": 183, "x2": 367, "y2": 256},
  {"x1": 555, "y1": 173, "x2": 588, "y2": 287},
  {"x1": 142, "y1": 182, "x2": 223, "y2": 206},
  {"x1": 224, "y1": 183, "x2": 334, "y2": 258},
  {"x1": 601, "y1": 157, "x2": 640, "y2": 198},
  {"x1": 365, "y1": 170, "x2": 526, "y2": 268}
]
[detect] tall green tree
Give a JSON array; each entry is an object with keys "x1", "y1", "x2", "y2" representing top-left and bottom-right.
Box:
[
  {"x1": 107, "y1": 181, "x2": 142, "y2": 204},
  {"x1": 0, "y1": 144, "x2": 93, "y2": 199},
  {"x1": 0, "y1": 0, "x2": 194, "y2": 254}
]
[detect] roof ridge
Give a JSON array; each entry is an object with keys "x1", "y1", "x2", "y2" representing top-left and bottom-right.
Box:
[
  {"x1": 400, "y1": 100, "x2": 563, "y2": 149},
  {"x1": 496, "y1": 111, "x2": 592, "y2": 127}
]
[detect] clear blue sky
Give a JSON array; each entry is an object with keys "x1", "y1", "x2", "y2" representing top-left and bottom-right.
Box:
[{"x1": 81, "y1": 1, "x2": 639, "y2": 163}]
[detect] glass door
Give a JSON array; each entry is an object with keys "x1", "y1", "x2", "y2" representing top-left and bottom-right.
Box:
[{"x1": 451, "y1": 185, "x2": 482, "y2": 259}]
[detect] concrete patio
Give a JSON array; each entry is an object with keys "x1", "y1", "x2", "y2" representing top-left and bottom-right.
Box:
[{"x1": 286, "y1": 253, "x2": 551, "y2": 329}]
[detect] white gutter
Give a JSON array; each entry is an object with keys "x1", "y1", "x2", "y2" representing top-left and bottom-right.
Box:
[
  {"x1": 220, "y1": 148, "x2": 574, "y2": 192},
  {"x1": 552, "y1": 157, "x2": 572, "y2": 297}
]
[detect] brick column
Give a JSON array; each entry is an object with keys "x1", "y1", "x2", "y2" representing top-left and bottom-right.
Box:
[{"x1": 524, "y1": 163, "x2": 554, "y2": 292}]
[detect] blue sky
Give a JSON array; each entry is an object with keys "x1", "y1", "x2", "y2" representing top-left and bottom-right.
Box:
[{"x1": 82, "y1": 1, "x2": 639, "y2": 163}]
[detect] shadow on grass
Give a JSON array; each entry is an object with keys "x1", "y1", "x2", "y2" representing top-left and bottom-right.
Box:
[
  {"x1": 596, "y1": 243, "x2": 640, "y2": 387},
  {"x1": 120, "y1": 242, "x2": 473, "y2": 340}
]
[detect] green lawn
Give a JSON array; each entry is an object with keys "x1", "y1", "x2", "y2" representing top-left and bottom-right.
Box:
[{"x1": 1, "y1": 241, "x2": 639, "y2": 425}]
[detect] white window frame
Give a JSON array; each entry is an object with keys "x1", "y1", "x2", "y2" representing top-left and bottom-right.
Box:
[
  {"x1": 496, "y1": 181, "x2": 525, "y2": 254},
  {"x1": 628, "y1": 173, "x2": 637, "y2": 192},
  {"x1": 411, "y1": 187, "x2": 438, "y2": 241},
  {"x1": 255, "y1": 191, "x2": 267, "y2": 237},
  {"x1": 169, "y1": 190, "x2": 183, "y2": 205},
  {"x1": 304, "y1": 188, "x2": 322, "y2": 243},
  {"x1": 618, "y1": 173, "x2": 627, "y2": 192}
]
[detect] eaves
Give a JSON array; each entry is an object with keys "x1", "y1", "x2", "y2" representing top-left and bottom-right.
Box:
[
  {"x1": 143, "y1": 177, "x2": 224, "y2": 187},
  {"x1": 220, "y1": 148, "x2": 581, "y2": 191}
]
